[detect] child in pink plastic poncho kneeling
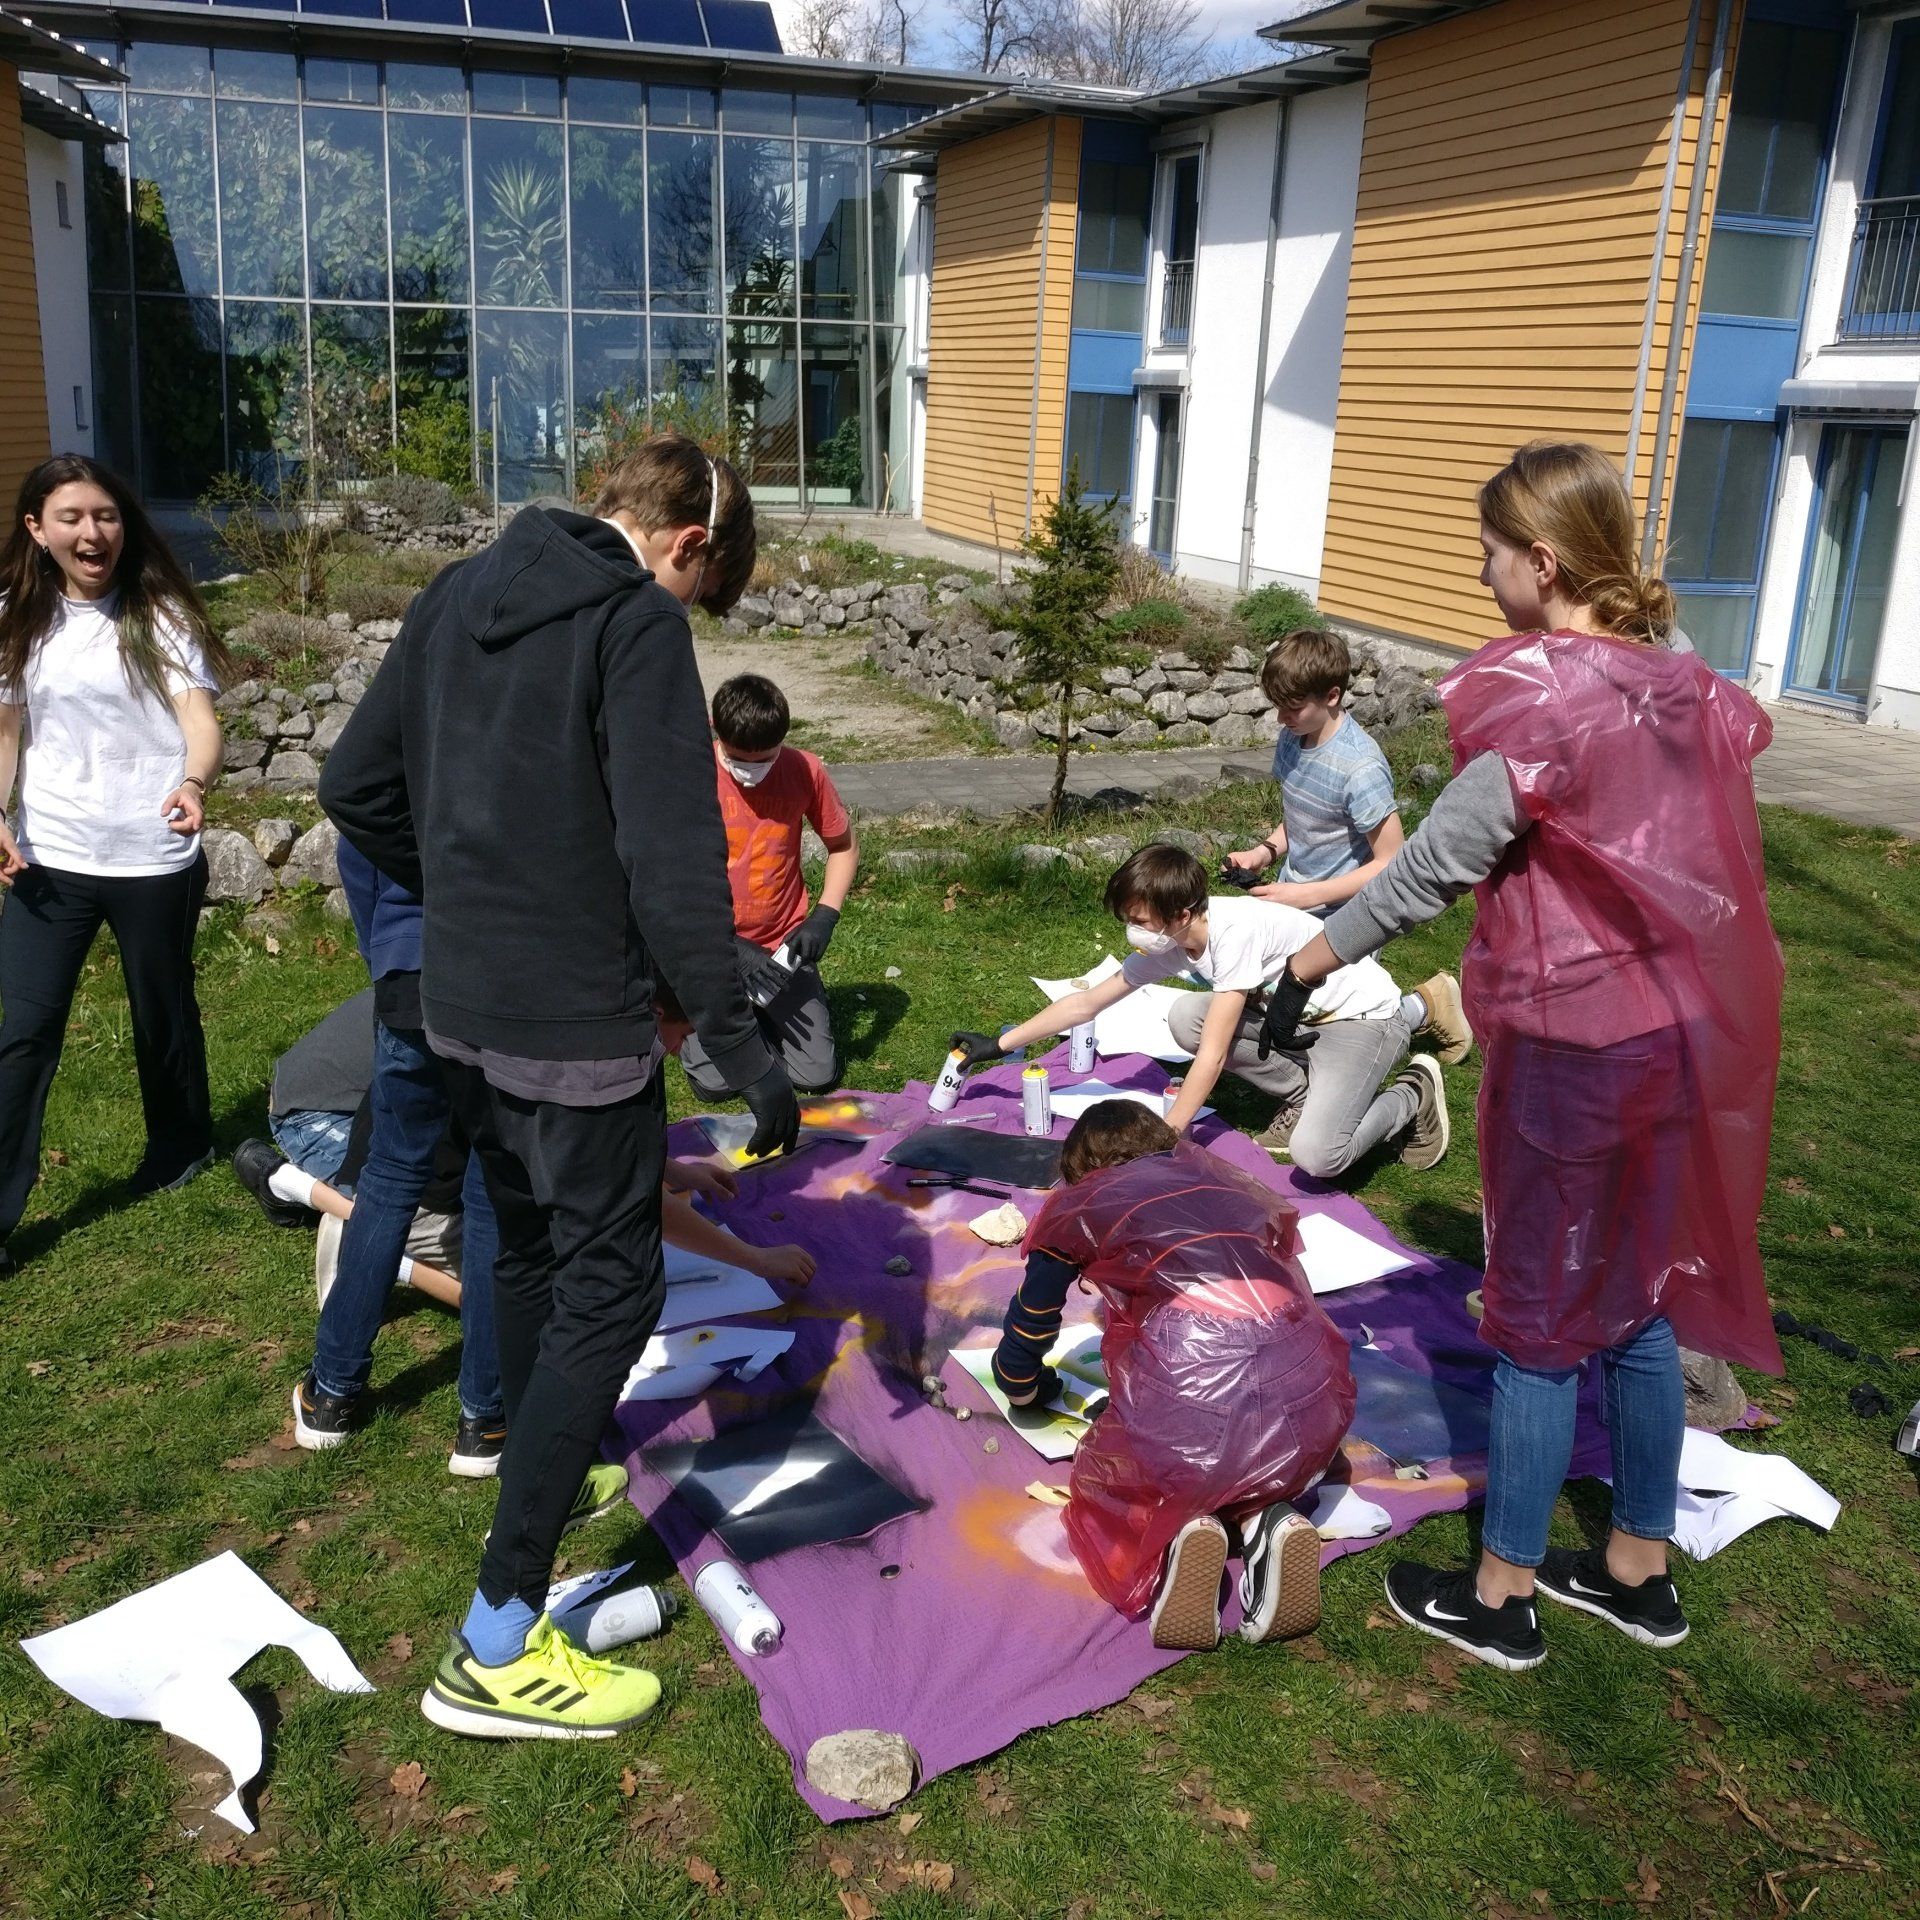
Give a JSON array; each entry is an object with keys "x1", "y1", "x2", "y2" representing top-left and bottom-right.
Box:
[{"x1": 993, "y1": 1101, "x2": 1355, "y2": 1651}]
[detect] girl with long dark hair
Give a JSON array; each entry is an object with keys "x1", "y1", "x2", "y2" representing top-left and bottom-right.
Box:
[{"x1": 0, "y1": 455, "x2": 235, "y2": 1266}]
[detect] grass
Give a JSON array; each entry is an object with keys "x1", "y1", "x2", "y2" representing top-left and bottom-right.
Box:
[{"x1": 0, "y1": 766, "x2": 1916, "y2": 1920}]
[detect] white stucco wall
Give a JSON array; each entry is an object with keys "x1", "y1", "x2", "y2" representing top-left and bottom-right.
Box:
[
  {"x1": 1154, "y1": 80, "x2": 1363, "y2": 598},
  {"x1": 24, "y1": 124, "x2": 92, "y2": 460}
]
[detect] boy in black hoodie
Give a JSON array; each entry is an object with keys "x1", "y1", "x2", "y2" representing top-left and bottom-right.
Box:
[{"x1": 322, "y1": 435, "x2": 798, "y2": 1739}]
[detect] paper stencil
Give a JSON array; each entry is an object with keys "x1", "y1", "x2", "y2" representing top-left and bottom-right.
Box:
[{"x1": 951, "y1": 1329, "x2": 1108, "y2": 1461}]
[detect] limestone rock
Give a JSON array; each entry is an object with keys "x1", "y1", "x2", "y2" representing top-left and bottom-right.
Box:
[
  {"x1": 883, "y1": 1256, "x2": 913, "y2": 1276},
  {"x1": 1162, "y1": 720, "x2": 1211, "y2": 745},
  {"x1": 993, "y1": 712, "x2": 1039, "y2": 751},
  {"x1": 243, "y1": 904, "x2": 294, "y2": 944},
  {"x1": 325, "y1": 611, "x2": 353, "y2": 632},
  {"x1": 216, "y1": 677, "x2": 264, "y2": 712},
  {"x1": 1227, "y1": 685, "x2": 1273, "y2": 715},
  {"x1": 1163, "y1": 669, "x2": 1210, "y2": 693},
  {"x1": 323, "y1": 887, "x2": 354, "y2": 922},
  {"x1": 1013, "y1": 843, "x2": 1081, "y2": 870},
  {"x1": 311, "y1": 707, "x2": 352, "y2": 757},
  {"x1": 801, "y1": 827, "x2": 828, "y2": 865},
  {"x1": 278, "y1": 710, "x2": 315, "y2": 742},
  {"x1": 733, "y1": 594, "x2": 774, "y2": 628},
  {"x1": 1210, "y1": 713, "x2": 1261, "y2": 749},
  {"x1": 1184, "y1": 690, "x2": 1229, "y2": 722},
  {"x1": 263, "y1": 749, "x2": 322, "y2": 792},
  {"x1": 1113, "y1": 720, "x2": 1160, "y2": 746},
  {"x1": 1075, "y1": 834, "x2": 1134, "y2": 864},
  {"x1": 1159, "y1": 829, "x2": 1211, "y2": 856},
  {"x1": 223, "y1": 736, "x2": 268, "y2": 773},
  {"x1": 772, "y1": 596, "x2": 807, "y2": 627},
  {"x1": 224, "y1": 766, "x2": 263, "y2": 795},
  {"x1": 251, "y1": 818, "x2": 298, "y2": 867},
  {"x1": 1145, "y1": 690, "x2": 1186, "y2": 724},
  {"x1": 283, "y1": 819, "x2": 341, "y2": 890},
  {"x1": 1409, "y1": 762, "x2": 1444, "y2": 789},
  {"x1": 301, "y1": 681, "x2": 336, "y2": 706},
  {"x1": 804, "y1": 1730, "x2": 919, "y2": 1811},
  {"x1": 202, "y1": 828, "x2": 276, "y2": 906}
]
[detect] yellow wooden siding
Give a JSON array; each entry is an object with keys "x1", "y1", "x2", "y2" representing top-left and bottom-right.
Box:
[
  {"x1": 0, "y1": 69, "x2": 52, "y2": 509},
  {"x1": 921, "y1": 115, "x2": 1080, "y2": 551},
  {"x1": 1318, "y1": 0, "x2": 1739, "y2": 650}
]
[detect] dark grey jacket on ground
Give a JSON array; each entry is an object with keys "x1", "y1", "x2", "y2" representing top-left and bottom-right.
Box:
[{"x1": 319, "y1": 507, "x2": 771, "y2": 1090}]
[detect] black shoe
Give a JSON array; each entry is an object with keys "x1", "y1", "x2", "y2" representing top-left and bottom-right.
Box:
[
  {"x1": 450, "y1": 1413, "x2": 507, "y2": 1479},
  {"x1": 233, "y1": 1137, "x2": 312, "y2": 1229},
  {"x1": 126, "y1": 1148, "x2": 214, "y2": 1198},
  {"x1": 1384, "y1": 1560, "x2": 1546, "y2": 1672},
  {"x1": 1536, "y1": 1546, "x2": 1689, "y2": 1648},
  {"x1": 291, "y1": 1371, "x2": 358, "y2": 1451}
]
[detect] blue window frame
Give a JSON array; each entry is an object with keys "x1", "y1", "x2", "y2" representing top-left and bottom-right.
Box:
[
  {"x1": 1064, "y1": 390, "x2": 1133, "y2": 511},
  {"x1": 1664, "y1": 419, "x2": 1782, "y2": 677}
]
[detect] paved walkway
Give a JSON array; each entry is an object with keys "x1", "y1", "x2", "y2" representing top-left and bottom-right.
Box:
[{"x1": 829, "y1": 704, "x2": 1920, "y2": 837}]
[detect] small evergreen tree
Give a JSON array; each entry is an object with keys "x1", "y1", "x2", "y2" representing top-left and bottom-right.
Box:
[{"x1": 1007, "y1": 465, "x2": 1126, "y2": 822}]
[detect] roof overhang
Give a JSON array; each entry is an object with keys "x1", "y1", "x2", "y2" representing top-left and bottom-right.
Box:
[
  {"x1": 1259, "y1": 0, "x2": 1504, "y2": 45},
  {"x1": 0, "y1": 6, "x2": 123, "y2": 80},
  {"x1": 1779, "y1": 376, "x2": 1920, "y2": 414},
  {"x1": 20, "y1": 72, "x2": 122, "y2": 138},
  {"x1": 22, "y1": 0, "x2": 991, "y2": 100}
]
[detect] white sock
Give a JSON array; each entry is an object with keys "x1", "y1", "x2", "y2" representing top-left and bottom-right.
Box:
[
  {"x1": 268, "y1": 1164, "x2": 317, "y2": 1210},
  {"x1": 397, "y1": 1256, "x2": 415, "y2": 1286},
  {"x1": 1400, "y1": 991, "x2": 1426, "y2": 1027}
]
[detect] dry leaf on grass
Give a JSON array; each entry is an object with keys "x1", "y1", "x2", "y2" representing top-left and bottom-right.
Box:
[
  {"x1": 827, "y1": 1853, "x2": 855, "y2": 1879},
  {"x1": 385, "y1": 1633, "x2": 413, "y2": 1663},
  {"x1": 1629, "y1": 1858, "x2": 1661, "y2": 1907},
  {"x1": 440, "y1": 1804, "x2": 479, "y2": 1828},
  {"x1": 25, "y1": 1359, "x2": 51, "y2": 1376},
  {"x1": 1251, "y1": 1861, "x2": 1277, "y2": 1883},
  {"x1": 389, "y1": 1761, "x2": 428, "y2": 1799},
  {"x1": 837, "y1": 1890, "x2": 877, "y2": 1920},
  {"x1": 941, "y1": 884, "x2": 968, "y2": 914},
  {"x1": 487, "y1": 1867, "x2": 519, "y2": 1893},
  {"x1": 618, "y1": 1767, "x2": 641, "y2": 1798},
  {"x1": 897, "y1": 1810, "x2": 923, "y2": 1835},
  {"x1": 687, "y1": 1855, "x2": 722, "y2": 1891}
]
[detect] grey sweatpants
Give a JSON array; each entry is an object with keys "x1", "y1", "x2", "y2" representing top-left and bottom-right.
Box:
[
  {"x1": 1166, "y1": 992, "x2": 1417, "y2": 1180},
  {"x1": 681, "y1": 944, "x2": 840, "y2": 1098}
]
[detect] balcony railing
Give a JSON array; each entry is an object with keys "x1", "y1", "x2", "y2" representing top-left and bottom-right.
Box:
[
  {"x1": 1160, "y1": 259, "x2": 1194, "y2": 346},
  {"x1": 1840, "y1": 195, "x2": 1920, "y2": 341}
]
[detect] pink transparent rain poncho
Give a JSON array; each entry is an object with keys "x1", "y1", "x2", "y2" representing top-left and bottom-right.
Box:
[
  {"x1": 1022, "y1": 1143, "x2": 1355, "y2": 1616},
  {"x1": 1439, "y1": 630, "x2": 1785, "y2": 1375}
]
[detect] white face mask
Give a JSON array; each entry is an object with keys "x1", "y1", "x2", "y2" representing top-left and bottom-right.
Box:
[
  {"x1": 1125, "y1": 924, "x2": 1182, "y2": 955},
  {"x1": 721, "y1": 754, "x2": 776, "y2": 788}
]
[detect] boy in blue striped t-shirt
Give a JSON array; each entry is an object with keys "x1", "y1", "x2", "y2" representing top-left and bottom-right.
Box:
[{"x1": 1224, "y1": 628, "x2": 1472, "y2": 1153}]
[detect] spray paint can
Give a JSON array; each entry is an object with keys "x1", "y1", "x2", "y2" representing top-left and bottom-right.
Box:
[
  {"x1": 693, "y1": 1559, "x2": 783, "y2": 1656},
  {"x1": 552, "y1": 1567, "x2": 680, "y2": 1654},
  {"x1": 1068, "y1": 1020, "x2": 1096, "y2": 1074},
  {"x1": 1022, "y1": 1063, "x2": 1053, "y2": 1137},
  {"x1": 927, "y1": 1046, "x2": 969, "y2": 1112},
  {"x1": 1162, "y1": 1075, "x2": 1184, "y2": 1120}
]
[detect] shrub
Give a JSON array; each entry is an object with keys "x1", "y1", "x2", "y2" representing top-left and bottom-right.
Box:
[
  {"x1": 372, "y1": 474, "x2": 457, "y2": 529},
  {"x1": 395, "y1": 392, "x2": 481, "y2": 489},
  {"x1": 574, "y1": 369, "x2": 732, "y2": 508},
  {"x1": 1235, "y1": 583, "x2": 1328, "y2": 642},
  {"x1": 1105, "y1": 597, "x2": 1189, "y2": 651},
  {"x1": 200, "y1": 472, "x2": 333, "y2": 617},
  {"x1": 1110, "y1": 539, "x2": 1181, "y2": 611},
  {"x1": 332, "y1": 582, "x2": 420, "y2": 624},
  {"x1": 226, "y1": 610, "x2": 348, "y2": 673}
]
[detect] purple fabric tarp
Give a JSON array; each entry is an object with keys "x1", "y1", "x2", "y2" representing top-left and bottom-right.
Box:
[{"x1": 611, "y1": 1047, "x2": 1609, "y2": 1821}]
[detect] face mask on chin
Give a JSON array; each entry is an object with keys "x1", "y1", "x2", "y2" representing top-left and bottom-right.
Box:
[
  {"x1": 721, "y1": 754, "x2": 776, "y2": 788},
  {"x1": 1125, "y1": 924, "x2": 1182, "y2": 955}
]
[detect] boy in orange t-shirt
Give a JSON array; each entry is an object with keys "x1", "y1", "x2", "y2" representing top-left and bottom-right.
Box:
[{"x1": 682, "y1": 674, "x2": 860, "y2": 1097}]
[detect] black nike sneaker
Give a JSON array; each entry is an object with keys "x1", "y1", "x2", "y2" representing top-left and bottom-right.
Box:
[
  {"x1": 1535, "y1": 1546, "x2": 1689, "y2": 1648},
  {"x1": 1384, "y1": 1560, "x2": 1547, "y2": 1671}
]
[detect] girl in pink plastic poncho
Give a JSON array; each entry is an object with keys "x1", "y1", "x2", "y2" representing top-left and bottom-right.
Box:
[
  {"x1": 993, "y1": 1101, "x2": 1354, "y2": 1652},
  {"x1": 1273, "y1": 442, "x2": 1783, "y2": 1673}
]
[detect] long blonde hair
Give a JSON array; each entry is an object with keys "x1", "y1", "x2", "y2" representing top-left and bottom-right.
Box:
[{"x1": 1478, "y1": 441, "x2": 1676, "y2": 646}]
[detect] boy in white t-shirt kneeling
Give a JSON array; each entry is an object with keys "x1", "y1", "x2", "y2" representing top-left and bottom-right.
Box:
[{"x1": 954, "y1": 845, "x2": 1447, "y2": 1179}]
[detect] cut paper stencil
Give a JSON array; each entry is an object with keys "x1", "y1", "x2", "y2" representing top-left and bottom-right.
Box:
[
  {"x1": 699, "y1": 1099, "x2": 886, "y2": 1167},
  {"x1": 643, "y1": 1404, "x2": 921, "y2": 1563},
  {"x1": 1293, "y1": 1212, "x2": 1416, "y2": 1295},
  {"x1": 620, "y1": 1323, "x2": 796, "y2": 1402},
  {"x1": 1031, "y1": 956, "x2": 1196, "y2": 1062},
  {"x1": 951, "y1": 1329, "x2": 1108, "y2": 1461},
  {"x1": 886, "y1": 1125, "x2": 1062, "y2": 1190}
]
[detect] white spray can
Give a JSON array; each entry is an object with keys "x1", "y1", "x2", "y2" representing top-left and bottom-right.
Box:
[
  {"x1": 927, "y1": 1046, "x2": 969, "y2": 1112},
  {"x1": 551, "y1": 1567, "x2": 680, "y2": 1653},
  {"x1": 693, "y1": 1559, "x2": 783, "y2": 1656},
  {"x1": 1068, "y1": 1020, "x2": 1096, "y2": 1074},
  {"x1": 1022, "y1": 1063, "x2": 1053, "y2": 1137}
]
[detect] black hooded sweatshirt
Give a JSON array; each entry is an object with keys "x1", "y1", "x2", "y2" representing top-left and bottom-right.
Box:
[{"x1": 319, "y1": 507, "x2": 772, "y2": 1091}]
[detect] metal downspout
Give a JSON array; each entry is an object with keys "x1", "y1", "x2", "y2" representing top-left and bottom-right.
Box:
[
  {"x1": 1239, "y1": 95, "x2": 1290, "y2": 593},
  {"x1": 1641, "y1": 0, "x2": 1736, "y2": 567},
  {"x1": 1027, "y1": 118, "x2": 1059, "y2": 538}
]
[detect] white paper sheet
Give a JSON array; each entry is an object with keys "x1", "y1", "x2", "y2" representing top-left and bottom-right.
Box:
[
  {"x1": 1292, "y1": 1211, "x2": 1416, "y2": 1295},
  {"x1": 952, "y1": 1329, "x2": 1107, "y2": 1460},
  {"x1": 1303, "y1": 1481, "x2": 1394, "y2": 1541},
  {"x1": 656, "y1": 1243, "x2": 784, "y2": 1332},
  {"x1": 1666, "y1": 1428, "x2": 1840, "y2": 1558},
  {"x1": 618, "y1": 1322, "x2": 796, "y2": 1402},
  {"x1": 545, "y1": 1559, "x2": 638, "y2": 1617},
  {"x1": 1031, "y1": 955, "x2": 1196, "y2": 1063},
  {"x1": 1047, "y1": 1078, "x2": 1215, "y2": 1125},
  {"x1": 21, "y1": 1551, "x2": 372, "y2": 1832}
]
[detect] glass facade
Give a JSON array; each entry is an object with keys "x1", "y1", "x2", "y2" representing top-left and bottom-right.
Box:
[{"x1": 79, "y1": 34, "x2": 937, "y2": 505}]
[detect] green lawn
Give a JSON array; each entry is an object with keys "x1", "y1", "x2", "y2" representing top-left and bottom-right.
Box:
[{"x1": 0, "y1": 766, "x2": 1915, "y2": 1920}]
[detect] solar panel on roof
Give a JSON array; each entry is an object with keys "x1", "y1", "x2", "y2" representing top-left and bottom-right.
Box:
[
  {"x1": 549, "y1": 0, "x2": 628, "y2": 38},
  {"x1": 215, "y1": 0, "x2": 295, "y2": 13},
  {"x1": 699, "y1": 0, "x2": 782, "y2": 53},
  {"x1": 469, "y1": 0, "x2": 549, "y2": 26},
  {"x1": 385, "y1": 0, "x2": 469, "y2": 24},
  {"x1": 628, "y1": 0, "x2": 706, "y2": 44},
  {"x1": 298, "y1": 0, "x2": 383, "y2": 15}
]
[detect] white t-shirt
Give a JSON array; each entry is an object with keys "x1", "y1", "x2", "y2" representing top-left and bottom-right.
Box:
[
  {"x1": 5, "y1": 592, "x2": 216, "y2": 876},
  {"x1": 1120, "y1": 893, "x2": 1403, "y2": 1024}
]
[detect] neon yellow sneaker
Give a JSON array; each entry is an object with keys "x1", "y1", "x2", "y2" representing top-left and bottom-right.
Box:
[
  {"x1": 421, "y1": 1614, "x2": 661, "y2": 1739},
  {"x1": 566, "y1": 1462, "x2": 630, "y2": 1533}
]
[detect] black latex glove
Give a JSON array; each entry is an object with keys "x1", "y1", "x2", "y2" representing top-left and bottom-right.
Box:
[
  {"x1": 950, "y1": 1029, "x2": 1008, "y2": 1067},
  {"x1": 741, "y1": 1060, "x2": 802, "y2": 1160},
  {"x1": 743, "y1": 948, "x2": 793, "y2": 1007},
  {"x1": 1256, "y1": 965, "x2": 1317, "y2": 1061},
  {"x1": 1219, "y1": 862, "x2": 1262, "y2": 891},
  {"x1": 782, "y1": 903, "x2": 839, "y2": 969}
]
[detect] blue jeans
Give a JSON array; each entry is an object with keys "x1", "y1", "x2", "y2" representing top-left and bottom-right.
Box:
[
  {"x1": 1481, "y1": 1316, "x2": 1683, "y2": 1567},
  {"x1": 310, "y1": 1023, "x2": 503, "y2": 1421},
  {"x1": 270, "y1": 1108, "x2": 356, "y2": 1189}
]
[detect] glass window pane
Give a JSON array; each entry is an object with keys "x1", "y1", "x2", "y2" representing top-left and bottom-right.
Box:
[
  {"x1": 305, "y1": 106, "x2": 390, "y2": 300},
  {"x1": 869, "y1": 100, "x2": 939, "y2": 137},
  {"x1": 1719, "y1": 20, "x2": 1843, "y2": 223},
  {"x1": 218, "y1": 101, "x2": 304, "y2": 299},
  {"x1": 311, "y1": 305, "x2": 394, "y2": 482},
  {"x1": 1700, "y1": 227, "x2": 1809, "y2": 319},
  {"x1": 549, "y1": 0, "x2": 628, "y2": 37},
  {"x1": 1077, "y1": 159, "x2": 1149, "y2": 276},
  {"x1": 1708, "y1": 422, "x2": 1775, "y2": 580},
  {"x1": 799, "y1": 142, "x2": 865, "y2": 322},
  {"x1": 215, "y1": 49, "x2": 298, "y2": 100},
  {"x1": 871, "y1": 159, "x2": 905, "y2": 325},
  {"x1": 802, "y1": 325, "x2": 870, "y2": 508},
  {"x1": 476, "y1": 310, "x2": 568, "y2": 500},
  {"x1": 569, "y1": 124, "x2": 648, "y2": 309},
  {"x1": 126, "y1": 43, "x2": 209, "y2": 93},
  {"x1": 90, "y1": 294, "x2": 137, "y2": 478},
  {"x1": 569, "y1": 74, "x2": 646, "y2": 124},
  {"x1": 1874, "y1": 33, "x2": 1920, "y2": 200},
  {"x1": 225, "y1": 300, "x2": 308, "y2": 483},
  {"x1": 1168, "y1": 154, "x2": 1200, "y2": 261},
  {"x1": 130, "y1": 93, "x2": 218, "y2": 296},
  {"x1": 648, "y1": 130, "x2": 717, "y2": 311},
  {"x1": 726, "y1": 320, "x2": 799, "y2": 502},
  {"x1": 391, "y1": 112, "x2": 471, "y2": 305},
  {"x1": 388, "y1": 60, "x2": 467, "y2": 112},
  {"x1": 83, "y1": 104, "x2": 132, "y2": 293},
  {"x1": 1065, "y1": 391, "x2": 1133, "y2": 503},
  {"x1": 649, "y1": 315, "x2": 723, "y2": 435},
  {"x1": 470, "y1": 0, "x2": 552, "y2": 30},
  {"x1": 304, "y1": 59, "x2": 381, "y2": 105},
  {"x1": 572, "y1": 312, "x2": 647, "y2": 487},
  {"x1": 724, "y1": 136, "x2": 794, "y2": 316},
  {"x1": 1665, "y1": 421, "x2": 1725, "y2": 581},
  {"x1": 472, "y1": 69, "x2": 561, "y2": 117},
  {"x1": 873, "y1": 325, "x2": 911, "y2": 511},
  {"x1": 649, "y1": 83, "x2": 714, "y2": 128},
  {"x1": 1072, "y1": 275, "x2": 1145, "y2": 332},
  {"x1": 795, "y1": 93, "x2": 863, "y2": 140},
  {"x1": 1674, "y1": 593, "x2": 1756, "y2": 674},
  {"x1": 724, "y1": 88, "x2": 790, "y2": 135},
  {"x1": 386, "y1": 0, "x2": 470, "y2": 25},
  {"x1": 396, "y1": 307, "x2": 473, "y2": 485},
  {"x1": 136, "y1": 296, "x2": 223, "y2": 497},
  {"x1": 473, "y1": 118, "x2": 567, "y2": 307}
]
